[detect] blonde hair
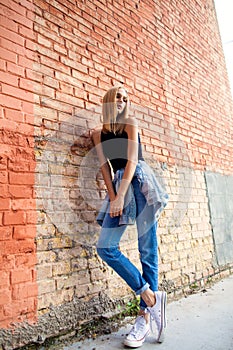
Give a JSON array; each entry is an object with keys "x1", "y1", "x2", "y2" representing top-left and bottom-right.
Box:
[{"x1": 102, "y1": 85, "x2": 129, "y2": 134}]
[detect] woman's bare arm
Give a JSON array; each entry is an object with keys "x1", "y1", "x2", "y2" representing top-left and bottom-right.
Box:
[{"x1": 91, "y1": 129, "x2": 116, "y2": 202}]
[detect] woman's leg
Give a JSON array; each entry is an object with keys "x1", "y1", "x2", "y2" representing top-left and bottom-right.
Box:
[
  {"x1": 132, "y1": 177, "x2": 159, "y2": 310},
  {"x1": 97, "y1": 212, "x2": 150, "y2": 295},
  {"x1": 138, "y1": 221, "x2": 158, "y2": 309},
  {"x1": 97, "y1": 178, "x2": 159, "y2": 308}
]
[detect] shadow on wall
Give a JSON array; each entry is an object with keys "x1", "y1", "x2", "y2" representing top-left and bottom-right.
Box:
[{"x1": 35, "y1": 103, "x2": 193, "y2": 250}]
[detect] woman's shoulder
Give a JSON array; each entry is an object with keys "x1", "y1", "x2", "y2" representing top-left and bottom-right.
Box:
[
  {"x1": 124, "y1": 118, "x2": 138, "y2": 136},
  {"x1": 125, "y1": 117, "x2": 138, "y2": 127}
]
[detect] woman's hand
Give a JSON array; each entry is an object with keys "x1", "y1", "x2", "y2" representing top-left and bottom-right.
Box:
[{"x1": 110, "y1": 195, "x2": 124, "y2": 217}]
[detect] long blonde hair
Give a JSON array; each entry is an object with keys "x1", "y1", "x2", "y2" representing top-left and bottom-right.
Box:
[{"x1": 102, "y1": 86, "x2": 129, "y2": 134}]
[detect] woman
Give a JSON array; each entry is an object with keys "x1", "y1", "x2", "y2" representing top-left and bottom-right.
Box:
[{"x1": 92, "y1": 85, "x2": 168, "y2": 348}]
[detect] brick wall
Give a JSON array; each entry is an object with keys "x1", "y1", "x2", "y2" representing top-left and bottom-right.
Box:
[
  {"x1": 0, "y1": 0, "x2": 38, "y2": 331},
  {"x1": 0, "y1": 0, "x2": 233, "y2": 348}
]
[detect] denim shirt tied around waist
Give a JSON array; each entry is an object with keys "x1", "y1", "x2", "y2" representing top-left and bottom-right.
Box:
[{"x1": 96, "y1": 160, "x2": 169, "y2": 226}]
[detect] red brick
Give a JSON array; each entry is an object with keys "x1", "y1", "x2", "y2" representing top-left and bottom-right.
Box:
[
  {"x1": 3, "y1": 297, "x2": 36, "y2": 319},
  {"x1": 18, "y1": 239, "x2": 35, "y2": 254},
  {"x1": 0, "y1": 47, "x2": 17, "y2": 63},
  {"x1": 0, "y1": 254, "x2": 15, "y2": 271},
  {"x1": 0, "y1": 94, "x2": 21, "y2": 110},
  {"x1": 37, "y1": 34, "x2": 53, "y2": 48},
  {"x1": 56, "y1": 91, "x2": 85, "y2": 107},
  {"x1": 0, "y1": 226, "x2": 12, "y2": 240},
  {"x1": 17, "y1": 121, "x2": 35, "y2": 135},
  {"x1": 12, "y1": 282, "x2": 38, "y2": 300},
  {"x1": 11, "y1": 268, "x2": 32, "y2": 284},
  {"x1": 9, "y1": 172, "x2": 35, "y2": 185},
  {"x1": 21, "y1": 99, "x2": 34, "y2": 114},
  {"x1": 18, "y1": 25, "x2": 35, "y2": 40},
  {"x1": 0, "y1": 289, "x2": 11, "y2": 305},
  {"x1": 9, "y1": 185, "x2": 32, "y2": 198},
  {"x1": 17, "y1": 55, "x2": 34, "y2": 70},
  {"x1": 0, "y1": 27, "x2": 24, "y2": 46},
  {"x1": 0, "y1": 199, "x2": 11, "y2": 210},
  {"x1": 0, "y1": 153, "x2": 7, "y2": 168},
  {"x1": 0, "y1": 318, "x2": 13, "y2": 329},
  {"x1": 0, "y1": 271, "x2": 10, "y2": 287},
  {"x1": 0, "y1": 14, "x2": 18, "y2": 32},
  {"x1": 2, "y1": 84, "x2": 34, "y2": 103},
  {"x1": 0, "y1": 108, "x2": 3, "y2": 119},
  {"x1": 0, "y1": 171, "x2": 7, "y2": 184},
  {"x1": 0, "y1": 71, "x2": 19, "y2": 87},
  {"x1": 15, "y1": 253, "x2": 37, "y2": 268},
  {"x1": 2, "y1": 0, "x2": 27, "y2": 16},
  {"x1": 0, "y1": 239, "x2": 35, "y2": 255},
  {"x1": 0, "y1": 3, "x2": 32, "y2": 28},
  {"x1": 25, "y1": 68, "x2": 43, "y2": 83},
  {"x1": 0, "y1": 185, "x2": 8, "y2": 198},
  {"x1": 13, "y1": 225, "x2": 36, "y2": 240},
  {"x1": 0, "y1": 37, "x2": 26, "y2": 58},
  {"x1": 3, "y1": 211, "x2": 26, "y2": 225},
  {"x1": 4, "y1": 109, "x2": 24, "y2": 123},
  {"x1": 0, "y1": 306, "x2": 4, "y2": 321},
  {"x1": 7, "y1": 62, "x2": 25, "y2": 77},
  {"x1": 40, "y1": 54, "x2": 68, "y2": 72},
  {"x1": 26, "y1": 8, "x2": 35, "y2": 21},
  {"x1": 11, "y1": 199, "x2": 35, "y2": 211},
  {"x1": 54, "y1": 43, "x2": 67, "y2": 55},
  {"x1": 26, "y1": 210, "x2": 37, "y2": 224}
]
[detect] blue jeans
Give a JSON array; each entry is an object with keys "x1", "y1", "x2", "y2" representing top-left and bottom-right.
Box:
[{"x1": 97, "y1": 176, "x2": 158, "y2": 310}]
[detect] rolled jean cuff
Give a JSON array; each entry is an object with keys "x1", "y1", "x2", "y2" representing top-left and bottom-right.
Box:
[{"x1": 135, "y1": 282, "x2": 150, "y2": 295}]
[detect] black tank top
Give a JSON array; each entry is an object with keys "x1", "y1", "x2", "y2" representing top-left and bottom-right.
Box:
[{"x1": 101, "y1": 130, "x2": 144, "y2": 173}]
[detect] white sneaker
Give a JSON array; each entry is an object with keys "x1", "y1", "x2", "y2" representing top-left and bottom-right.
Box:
[
  {"x1": 124, "y1": 315, "x2": 150, "y2": 348},
  {"x1": 147, "y1": 291, "x2": 167, "y2": 343}
]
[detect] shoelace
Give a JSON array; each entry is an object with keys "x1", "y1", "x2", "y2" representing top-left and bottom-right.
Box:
[
  {"x1": 129, "y1": 316, "x2": 147, "y2": 338},
  {"x1": 147, "y1": 308, "x2": 161, "y2": 334}
]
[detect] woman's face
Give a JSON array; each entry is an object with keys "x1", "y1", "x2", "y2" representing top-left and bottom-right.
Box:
[{"x1": 116, "y1": 88, "x2": 128, "y2": 114}]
